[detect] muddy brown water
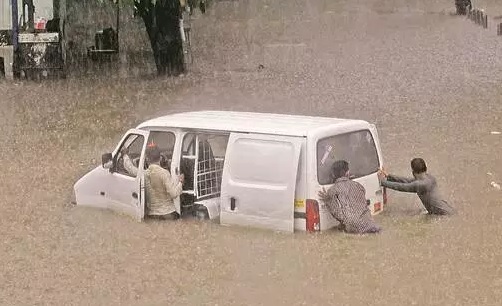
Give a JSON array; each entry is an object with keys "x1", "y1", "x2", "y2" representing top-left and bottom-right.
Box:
[{"x1": 1, "y1": 0, "x2": 502, "y2": 305}]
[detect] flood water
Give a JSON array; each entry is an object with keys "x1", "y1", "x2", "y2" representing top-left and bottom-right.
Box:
[{"x1": 1, "y1": 0, "x2": 502, "y2": 305}]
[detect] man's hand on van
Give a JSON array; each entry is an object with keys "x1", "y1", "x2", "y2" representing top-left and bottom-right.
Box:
[
  {"x1": 318, "y1": 187, "x2": 330, "y2": 203},
  {"x1": 377, "y1": 169, "x2": 387, "y2": 181},
  {"x1": 178, "y1": 174, "x2": 185, "y2": 184}
]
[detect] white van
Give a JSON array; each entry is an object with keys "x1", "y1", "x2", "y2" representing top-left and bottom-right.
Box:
[{"x1": 73, "y1": 111, "x2": 386, "y2": 232}]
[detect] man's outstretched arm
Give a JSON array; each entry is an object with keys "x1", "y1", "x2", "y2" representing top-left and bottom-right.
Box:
[
  {"x1": 381, "y1": 179, "x2": 427, "y2": 193},
  {"x1": 386, "y1": 174, "x2": 415, "y2": 183}
]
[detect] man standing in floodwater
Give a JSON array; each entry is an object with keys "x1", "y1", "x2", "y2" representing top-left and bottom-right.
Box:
[
  {"x1": 124, "y1": 144, "x2": 185, "y2": 220},
  {"x1": 378, "y1": 158, "x2": 455, "y2": 215},
  {"x1": 318, "y1": 160, "x2": 381, "y2": 234},
  {"x1": 144, "y1": 145, "x2": 185, "y2": 220}
]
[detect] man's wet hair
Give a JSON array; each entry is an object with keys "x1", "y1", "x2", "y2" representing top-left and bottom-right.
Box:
[
  {"x1": 146, "y1": 145, "x2": 161, "y2": 163},
  {"x1": 331, "y1": 160, "x2": 349, "y2": 181},
  {"x1": 411, "y1": 158, "x2": 427, "y2": 174}
]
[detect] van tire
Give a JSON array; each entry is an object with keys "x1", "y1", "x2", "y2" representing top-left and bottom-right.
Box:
[{"x1": 194, "y1": 207, "x2": 209, "y2": 221}]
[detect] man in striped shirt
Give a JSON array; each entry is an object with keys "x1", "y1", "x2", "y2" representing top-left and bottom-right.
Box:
[{"x1": 318, "y1": 160, "x2": 381, "y2": 234}]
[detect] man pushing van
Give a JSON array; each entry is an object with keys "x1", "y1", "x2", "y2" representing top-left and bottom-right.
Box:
[
  {"x1": 318, "y1": 160, "x2": 381, "y2": 234},
  {"x1": 378, "y1": 158, "x2": 455, "y2": 216}
]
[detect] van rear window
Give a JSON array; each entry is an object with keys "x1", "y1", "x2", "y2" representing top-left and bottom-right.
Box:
[{"x1": 317, "y1": 130, "x2": 380, "y2": 185}]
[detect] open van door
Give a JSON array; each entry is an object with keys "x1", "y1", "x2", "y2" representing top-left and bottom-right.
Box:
[
  {"x1": 104, "y1": 129, "x2": 150, "y2": 221},
  {"x1": 220, "y1": 133, "x2": 302, "y2": 232}
]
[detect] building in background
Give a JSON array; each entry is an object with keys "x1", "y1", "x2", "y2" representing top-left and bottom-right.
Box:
[
  {"x1": 0, "y1": 0, "x2": 66, "y2": 80},
  {"x1": 0, "y1": 0, "x2": 19, "y2": 79}
]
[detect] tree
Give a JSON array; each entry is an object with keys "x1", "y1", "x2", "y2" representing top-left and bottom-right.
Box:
[{"x1": 133, "y1": 0, "x2": 185, "y2": 76}]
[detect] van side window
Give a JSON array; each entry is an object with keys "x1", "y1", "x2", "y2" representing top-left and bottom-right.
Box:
[
  {"x1": 114, "y1": 134, "x2": 145, "y2": 177},
  {"x1": 147, "y1": 131, "x2": 176, "y2": 171},
  {"x1": 182, "y1": 133, "x2": 196, "y2": 155},
  {"x1": 317, "y1": 130, "x2": 380, "y2": 185},
  {"x1": 181, "y1": 133, "x2": 196, "y2": 191}
]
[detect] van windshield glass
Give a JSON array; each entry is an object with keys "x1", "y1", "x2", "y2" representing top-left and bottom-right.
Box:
[{"x1": 317, "y1": 130, "x2": 380, "y2": 185}]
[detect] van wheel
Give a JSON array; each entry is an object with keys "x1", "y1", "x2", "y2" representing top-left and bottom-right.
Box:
[{"x1": 194, "y1": 208, "x2": 209, "y2": 221}]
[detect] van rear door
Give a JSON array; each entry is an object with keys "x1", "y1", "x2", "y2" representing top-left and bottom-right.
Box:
[
  {"x1": 220, "y1": 133, "x2": 302, "y2": 232},
  {"x1": 315, "y1": 127, "x2": 383, "y2": 217},
  {"x1": 368, "y1": 124, "x2": 385, "y2": 212}
]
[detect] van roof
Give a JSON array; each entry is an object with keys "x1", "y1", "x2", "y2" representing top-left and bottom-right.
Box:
[{"x1": 136, "y1": 111, "x2": 369, "y2": 137}]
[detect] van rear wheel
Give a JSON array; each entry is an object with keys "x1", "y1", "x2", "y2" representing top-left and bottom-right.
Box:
[{"x1": 194, "y1": 208, "x2": 209, "y2": 221}]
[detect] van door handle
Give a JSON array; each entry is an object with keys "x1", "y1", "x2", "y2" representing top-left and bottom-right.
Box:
[
  {"x1": 100, "y1": 191, "x2": 105, "y2": 196},
  {"x1": 230, "y1": 197, "x2": 236, "y2": 211},
  {"x1": 132, "y1": 192, "x2": 138, "y2": 199}
]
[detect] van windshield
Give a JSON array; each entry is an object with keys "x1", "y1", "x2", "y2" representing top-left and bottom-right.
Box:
[{"x1": 317, "y1": 130, "x2": 380, "y2": 185}]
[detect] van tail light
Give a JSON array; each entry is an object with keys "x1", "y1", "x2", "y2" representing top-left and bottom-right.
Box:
[
  {"x1": 306, "y1": 199, "x2": 320, "y2": 232},
  {"x1": 383, "y1": 187, "x2": 388, "y2": 205}
]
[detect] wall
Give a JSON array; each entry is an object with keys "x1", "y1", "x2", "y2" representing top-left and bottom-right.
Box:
[{"x1": 1, "y1": 0, "x2": 15, "y2": 30}]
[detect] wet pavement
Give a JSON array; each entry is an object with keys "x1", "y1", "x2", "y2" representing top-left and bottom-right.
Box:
[{"x1": 1, "y1": 0, "x2": 502, "y2": 305}]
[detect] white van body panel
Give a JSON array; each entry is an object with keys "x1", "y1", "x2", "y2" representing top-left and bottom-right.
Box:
[
  {"x1": 220, "y1": 133, "x2": 302, "y2": 232},
  {"x1": 136, "y1": 111, "x2": 361, "y2": 137},
  {"x1": 293, "y1": 139, "x2": 308, "y2": 231},
  {"x1": 194, "y1": 197, "x2": 220, "y2": 220},
  {"x1": 74, "y1": 166, "x2": 111, "y2": 209},
  {"x1": 74, "y1": 129, "x2": 149, "y2": 221},
  {"x1": 368, "y1": 123, "x2": 385, "y2": 214}
]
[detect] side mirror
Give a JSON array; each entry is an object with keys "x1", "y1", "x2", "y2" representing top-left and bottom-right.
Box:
[{"x1": 102, "y1": 153, "x2": 113, "y2": 169}]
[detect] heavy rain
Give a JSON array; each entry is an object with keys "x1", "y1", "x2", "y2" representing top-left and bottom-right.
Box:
[{"x1": 1, "y1": 0, "x2": 502, "y2": 305}]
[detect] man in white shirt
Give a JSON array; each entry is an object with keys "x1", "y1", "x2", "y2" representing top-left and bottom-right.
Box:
[{"x1": 124, "y1": 144, "x2": 184, "y2": 220}]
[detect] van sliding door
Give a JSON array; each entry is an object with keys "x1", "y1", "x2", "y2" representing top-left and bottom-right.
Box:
[{"x1": 220, "y1": 133, "x2": 302, "y2": 232}]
